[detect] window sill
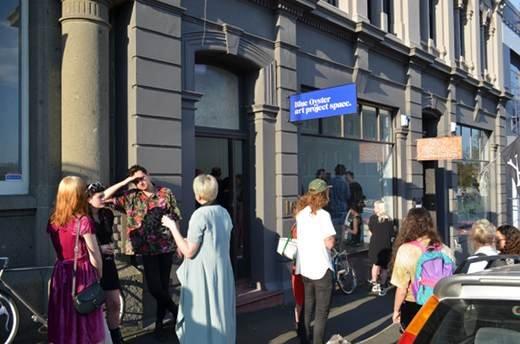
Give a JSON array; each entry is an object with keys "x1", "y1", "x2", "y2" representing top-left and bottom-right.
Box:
[{"x1": 0, "y1": 195, "x2": 37, "y2": 211}]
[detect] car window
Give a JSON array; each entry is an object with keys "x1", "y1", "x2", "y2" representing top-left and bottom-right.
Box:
[{"x1": 415, "y1": 299, "x2": 520, "y2": 344}]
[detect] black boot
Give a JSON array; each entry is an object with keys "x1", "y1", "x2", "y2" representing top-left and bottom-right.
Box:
[
  {"x1": 154, "y1": 321, "x2": 168, "y2": 342},
  {"x1": 109, "y1": 327, "x2": 125, "y2": 344}
]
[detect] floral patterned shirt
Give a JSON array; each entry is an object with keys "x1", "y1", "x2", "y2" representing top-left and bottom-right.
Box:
[{"x1": 113, "y1": 186, "x2": 182, "y2": 255}]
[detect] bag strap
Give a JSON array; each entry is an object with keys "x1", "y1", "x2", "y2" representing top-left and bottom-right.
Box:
[
  {"x1": 410, "y1": 240, "x2": 426, "y2": 253},
  {"x1": 281, "y1": 227, "x2": 294, "y2": 254},
  {"x1": 71, "y1": 216, "x2": 82, "y2": 298}
]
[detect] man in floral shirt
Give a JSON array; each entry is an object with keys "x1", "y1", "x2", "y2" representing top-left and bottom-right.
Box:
[{"x1": 104, "y1": 165, "x2": 181, "y2": 340}]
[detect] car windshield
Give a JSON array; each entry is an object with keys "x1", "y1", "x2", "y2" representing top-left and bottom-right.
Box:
[{"x1": 415, "y1": 299, "x2": 520, "y2": 344}]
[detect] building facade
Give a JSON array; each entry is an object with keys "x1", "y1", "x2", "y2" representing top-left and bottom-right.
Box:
[
  {"x1": 502, "y1": 0, "x2": 520, "y2": 225},
  {"x1": 0, "y1": 0, "x2": 513, "y2": 330}
]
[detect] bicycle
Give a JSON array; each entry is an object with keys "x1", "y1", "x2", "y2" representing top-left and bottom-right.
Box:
[
  {"x1": 332, "y1": 248, "x2": 357, "y2": 294},
  {"x1": 0, "y1": 257, "x2": 50, "y2": 344},
  {"x1": 0, "y1": 257, "x2": 125, "y2": 343}
]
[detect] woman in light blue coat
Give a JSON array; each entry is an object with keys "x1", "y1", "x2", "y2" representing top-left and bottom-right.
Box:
[{"x1": 162, "y1": 174, "x2": 236, "y2": 343}]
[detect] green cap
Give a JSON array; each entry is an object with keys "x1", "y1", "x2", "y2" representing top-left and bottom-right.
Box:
[{"x1": 308, "y1": 178, "x2": 331, "y2": 194}]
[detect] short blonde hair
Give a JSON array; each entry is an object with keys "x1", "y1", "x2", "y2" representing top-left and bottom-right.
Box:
[
  {"x1": 193, "y1": 174, "x2": 218, "y2": 202},
  {"x1": 471, "y1": 219, "x2": 496, "y2": 246},
  {"x1": 374, "y1": 200, "x2": 390, "y2": 222}
]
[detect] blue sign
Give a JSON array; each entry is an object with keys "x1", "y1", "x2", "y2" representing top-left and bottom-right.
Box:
[{"x1": 290, "y1": 83, "x2": 357, "y2": 122}]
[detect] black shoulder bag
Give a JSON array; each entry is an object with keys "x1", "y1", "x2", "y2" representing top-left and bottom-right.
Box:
[{"x1": 72, "y1": 217, "x2": 105, "y2": 314}]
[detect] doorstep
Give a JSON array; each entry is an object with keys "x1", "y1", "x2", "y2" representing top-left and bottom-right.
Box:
[{"x1": 236, "y1": 280, "x2": 284, "y2": 314}]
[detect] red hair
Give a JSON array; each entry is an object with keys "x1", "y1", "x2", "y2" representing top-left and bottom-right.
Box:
[{"x1": 50, "y1": 176, "x2": 89, "y2": 227}]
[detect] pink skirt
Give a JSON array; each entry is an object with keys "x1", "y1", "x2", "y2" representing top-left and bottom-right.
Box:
[{"x1": 48, "y1": 259, "x2": 105, "y2": 344}]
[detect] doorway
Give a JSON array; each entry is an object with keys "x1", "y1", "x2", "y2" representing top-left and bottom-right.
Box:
[{"x1": 195, "y1": 135, "x2": 250, "y2": 278}]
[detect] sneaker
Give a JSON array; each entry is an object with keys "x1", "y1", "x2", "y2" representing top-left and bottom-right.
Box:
[
  {"x1": 378, "y1": 283, "x2": 390, "y2": 296},
  {"x1": 370, "y1": 282, "x2": 381, "y2": 295}
]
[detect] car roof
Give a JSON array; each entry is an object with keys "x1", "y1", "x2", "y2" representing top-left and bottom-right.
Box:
[{"x1": 434, "y1": 264, "x2": 520, "y2": 300}]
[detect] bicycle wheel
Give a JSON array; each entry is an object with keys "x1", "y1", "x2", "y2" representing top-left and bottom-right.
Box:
[
  {"x1": 335, "y1": 253, "x2": 357, "y2": 295},
  {"x1": 0, "y1": 292, "x2": 19, "y2": 344}
]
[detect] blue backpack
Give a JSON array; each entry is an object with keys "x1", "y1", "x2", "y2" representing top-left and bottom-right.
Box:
[{"x1": 410, "y1": 241, "x2": 455, "y2": 305}]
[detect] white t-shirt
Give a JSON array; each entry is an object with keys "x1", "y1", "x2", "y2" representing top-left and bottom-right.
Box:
[
  {"x1": 466, "y1": 245, "x2": 500, "y2": 274},
  {"x1": 295, "y1": 206, "x2": 336, "y2": 280}
]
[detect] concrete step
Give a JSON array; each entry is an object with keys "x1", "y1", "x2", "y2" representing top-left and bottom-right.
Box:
[{"x1": 236, "y1": 281, "x2": 284, "y2": 314}]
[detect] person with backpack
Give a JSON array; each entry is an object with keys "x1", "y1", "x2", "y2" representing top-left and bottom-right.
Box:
[{"x1": 390, "y1": 208, "x2": 455, "y2": 329}]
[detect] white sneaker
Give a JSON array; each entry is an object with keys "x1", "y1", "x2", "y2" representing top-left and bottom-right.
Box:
[{"x1": 371, "y1": 283, "x2": 381, "y2": 294}]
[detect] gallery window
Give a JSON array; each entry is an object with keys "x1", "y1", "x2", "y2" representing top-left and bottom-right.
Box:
[
  {"x1": 0, "y1": 0, "x2": 28, "y2": 195},
  {"x1": 453, "y1": 125, "x2": 491, "y2": 229},
  {"x1": 299, "y1": 102, "x2": 395, "y2": 223}
]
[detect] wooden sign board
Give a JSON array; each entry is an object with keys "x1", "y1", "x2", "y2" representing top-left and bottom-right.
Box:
[{"x1": 417, "y1": 136, "x2": 463, "y2": 161}]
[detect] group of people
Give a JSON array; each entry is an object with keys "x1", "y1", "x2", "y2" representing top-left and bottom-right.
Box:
[
  {"x1": 46, "y1": 165, "x2": 236, "y2": 344},
  {"x1": 291, "y1": 177, "x2": 520, "y2": 344},
  {"x1": 315, "y1": 164, "x2": 365, "y2": 246},
  {"x1": 291, "y1": 177, "x2": 392, "y2": 344}
]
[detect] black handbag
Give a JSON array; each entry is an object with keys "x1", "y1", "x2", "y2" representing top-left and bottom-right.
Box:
[{"x1": 72, "y1": 216, "x2": 105, "y2": 314}]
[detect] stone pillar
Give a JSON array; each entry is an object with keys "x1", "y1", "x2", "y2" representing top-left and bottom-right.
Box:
[
  {"x1": 341, "y1": 0, "x2": 368, "y2": 23},
  {"x1": 394, "y1": 128, "x2": 409, "y2": 224},
  {"x1": 60, "y1": 0, "x2": 110, "y2": 182},
  {"x1": 405, "y1": 60, "x2": 425, "y2": 209},
  {"x1": 249, "y1": 104, "x2": 279, "y2": 290},
  {"x1": 394, "y1": 0, "x2": 421, "y2": 46},
  {"x1": 471, "y1": 3, "x2": 482, "y2": 78},
  {"x1": 495, "y1": 99, "x2": 508, "y2": 224}
]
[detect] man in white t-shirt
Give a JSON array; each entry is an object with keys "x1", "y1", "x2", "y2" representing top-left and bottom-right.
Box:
[{"x1": 295, "y1": 178, "x2": 336, "y2": 344}]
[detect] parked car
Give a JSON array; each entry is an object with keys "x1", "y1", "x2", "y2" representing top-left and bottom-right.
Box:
[{"x1": 399, "y1": 260, "x2": 520, "y2": 344}]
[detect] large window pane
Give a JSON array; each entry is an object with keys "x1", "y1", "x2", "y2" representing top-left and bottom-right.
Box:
[
  {"x1": 300, "y1": 118, "x2": 320, "y2": 134},
  {"x1": 461, "y1": 126, "x2": 471, "y2": 160},
  {"x1": 379, "y1": 109, "x2": 392, "y2": 141},
  {"x1": 194, "y1": 64, "x2": 240, "y2": 130},
  {"x1": 299, "y1": 136, "x2": 394, "y2": 222},
  {"x1": 455, "y1": 161, "x2": 490, "y2": 228},
  {"x1": 362, "y1": 106, "x2": 377, "y2": 140},
  {"x1": 0, "y1": 0, "x2": 27, "y2": 194},
  {"x1": 344, "y1": 112, "x2": 361, "y2": 138},
  {"x1": 321, "y1": 116, "x2": 341, "y2": 137}
]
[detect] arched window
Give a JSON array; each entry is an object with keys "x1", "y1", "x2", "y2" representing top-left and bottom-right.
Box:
[{"x1": 194, "y1": 64, "x2": 240, "y2": 130}]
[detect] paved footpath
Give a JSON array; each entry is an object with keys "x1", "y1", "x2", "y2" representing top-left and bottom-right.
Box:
[{"x1": 127, "y1": 286, "x2": 400, "y2": 344}]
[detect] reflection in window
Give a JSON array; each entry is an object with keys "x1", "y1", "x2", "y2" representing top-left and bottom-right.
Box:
[
  {"x1": 0, "y1": 0, "x2": 28, "y2": 194},
  {"x1": 322, "y1": 116, "x2": 342, "y2": 137},
  {"x1": 362, "y1": 106, "x2": 377, "y2": 140},
  {"x1": 454, "y1": 125, "x2": 490, "y2": 229},
  {"x1": 344, "y1": 112, "x2": 361, "y2": 138},
  {"x1": 301, "y1": 118, "x2": 320, "y2": 134},
  {"x1": 194, "y1": 64, "x2": 240, "y2": 130},
  {"x1": 379, "y1": 109, "x2": 392, "y2": 142},
  {"x1": 300, "y1": 136, "x2": 394, "y2": 224}
]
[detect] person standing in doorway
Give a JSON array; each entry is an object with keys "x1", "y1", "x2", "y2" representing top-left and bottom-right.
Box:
[
  {"x1": 161, "y1": 174, "x2": 236, "y2": 344},
  {"x1": 87, "y1": 182, "x2": 124, "y2": 343},
  {"x1": 294, "y1": 178, "x2": 336, "y2": 344},
  {"x1": 104, "y1": 165, "x2": 182, "y2": 341}
]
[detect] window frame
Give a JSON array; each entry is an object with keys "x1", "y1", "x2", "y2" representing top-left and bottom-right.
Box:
[{"x1": 0, "y1": 0, "x2": 29, "y2": 195}]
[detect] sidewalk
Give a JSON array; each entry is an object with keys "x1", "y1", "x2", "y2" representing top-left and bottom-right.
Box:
[{"x1": 126, "y1": 286, "x2": 399, "y2": 344}]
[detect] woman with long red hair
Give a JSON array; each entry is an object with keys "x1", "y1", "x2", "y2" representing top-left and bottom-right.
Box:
[{"x1": 47, "y1": 176, "x2": 105, "y2": 344}]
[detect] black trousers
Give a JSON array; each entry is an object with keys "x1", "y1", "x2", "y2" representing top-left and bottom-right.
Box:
[
  {"x1": 142, "y1": 252, "x2": 178, "y2": 324},
  {"x1": 302, "y1": 270, "x2": 333, "y2": 344},
  {"x1": 400, "y1": 301, "x2": 422, "y2": 329}
]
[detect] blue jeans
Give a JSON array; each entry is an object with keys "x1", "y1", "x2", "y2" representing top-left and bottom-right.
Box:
[{"x1": 302, "y1": 270, "x2": 333, "y2": 344}]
